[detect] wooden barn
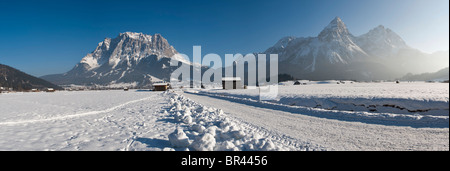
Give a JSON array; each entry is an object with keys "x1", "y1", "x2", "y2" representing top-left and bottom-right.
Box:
[
  {"x1": 45, "y1": 88, "x2": 55, "y2": 92},
  {"x1": 153, "y1": 82, "x2": 170, "y2": 91},
  {"x1": 222, "y1": 77, "x2": 243, "y2": 90}
]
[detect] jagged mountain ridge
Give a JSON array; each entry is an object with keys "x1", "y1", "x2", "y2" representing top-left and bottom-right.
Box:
[
  {"x1": 42, "y1": 32, "x2": 197, "y2": 87},
  {"x1": 265, "y1": 17, "x2": 449, "y2": 81}
]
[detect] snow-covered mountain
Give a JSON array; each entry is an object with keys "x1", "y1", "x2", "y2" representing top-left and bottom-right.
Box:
[
  {"x1": 356, "y1": 25, "x2": 409, "y2": 58},
  {"x1": 265, "y1": 17, "x2": 449, "y2": 81},
  {"x1": 42, "y1": 32, "x2": 198, "y2": 87},
  {"x1": 266, "y1": 17, "x2": 369, "y2": 72}
]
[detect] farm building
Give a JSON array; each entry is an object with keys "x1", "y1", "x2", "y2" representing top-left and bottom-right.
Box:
[
  {"x1": 45, "y1": 88, "x2": 55, "y2": 92},
  {"x1": 222, "y1": 77, "x2": 243, "y2": 90},
  {"x1": 153, "y1": 82, "x2": 170, "y2": 91}
]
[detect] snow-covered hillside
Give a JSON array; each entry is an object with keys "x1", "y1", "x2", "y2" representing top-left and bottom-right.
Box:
[{"x1": 0, "y1": 64, "x2": 62, "y2": 91}]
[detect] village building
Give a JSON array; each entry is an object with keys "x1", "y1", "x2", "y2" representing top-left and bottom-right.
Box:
[
  {"x1": 222, "y1": 77, "x2": 243, "y2": 90},
  {"x1": 153, "y1": 82, "x2": 170, "y2": 91},
  {"x1": 45, "y1": 88, "x2": 55, "y2": 92}
]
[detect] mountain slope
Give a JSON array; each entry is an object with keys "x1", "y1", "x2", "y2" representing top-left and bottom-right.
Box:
[
  {"x1": 42, "y1": 32, "x2": 198, "y2": 87},
  {"x1": 0, "y1": 64, "x2": 62, "y2": 91},
  {"x1": 356, "y1": 25, "x2": 409, "y2": 58},
  {"x1": 265, "y1": 17, "x2": 449, "y2": 81}
]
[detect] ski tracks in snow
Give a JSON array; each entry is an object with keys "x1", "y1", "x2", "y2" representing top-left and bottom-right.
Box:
[
  {"x1": 0, "y1": 96, "x2": 155, "y2": 126},
  {"x1": 0, "y1": 92, "x2": 178, "y2": 151}
]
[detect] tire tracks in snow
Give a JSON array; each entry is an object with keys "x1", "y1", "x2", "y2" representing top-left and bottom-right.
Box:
[
  {"x1": 187, "y1": 91, "x2": 449, "y2": 128},
  {"x1": 182, "y1": 92, "x2": 449, "y2": 151}
]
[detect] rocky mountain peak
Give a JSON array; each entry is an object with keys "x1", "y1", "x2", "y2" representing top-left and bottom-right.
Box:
[
  {"x1": 318, "y1": 17, "x2": 351, "y2": 41},
  {"x1": 40, "y1": 32, "x2": 197, "y2": 87},
  {"x1": 356, "y1": 24, "x2": 409, "y2": 58}
]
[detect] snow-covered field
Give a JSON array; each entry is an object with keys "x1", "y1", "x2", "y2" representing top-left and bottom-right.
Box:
[
  {"x1": 0, "y1": 90, "x2": 312, "y2": 151},
  {"x1": 0, "y1": 82, "x2": 448, "y2": 151},
  {"x1": 0, "y1": 91, "x2": 177, "y2": 150},
  {"x1": 196, "y1": 82, "x2": 449, "y2": 127}
]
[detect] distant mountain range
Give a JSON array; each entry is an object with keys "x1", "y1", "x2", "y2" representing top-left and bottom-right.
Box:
[
  {"x1": 264, "y1": 17, "x2": 449, "y2": 81},
  {"x1": 0, "y1": 64, "x2": 62, "y2": 91},
  {"x1": 39, "y1": 17, "x2": 449, "y2": 86},
  {"x1": 400, "y1": 67, "x2": 449, "y2": 82},
  {"x1": 41, "y1": 32, "x2": 203, "y2": 88}
]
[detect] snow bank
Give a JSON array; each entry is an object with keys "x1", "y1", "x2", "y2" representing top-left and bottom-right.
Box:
[
  {"x1": 200, "y1": 82, "x2": 449, "y2": 117},
  {"x1": 191, "y1": 89, "x2": 449, "y2": 128},
  {"x1": 163, "y1": 92, "x2": 301, "y2": 151}
]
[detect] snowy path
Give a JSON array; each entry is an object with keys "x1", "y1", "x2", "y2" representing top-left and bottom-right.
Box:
[{"x1": 182, "y1": 92, "x2": 449, "y2": 151}]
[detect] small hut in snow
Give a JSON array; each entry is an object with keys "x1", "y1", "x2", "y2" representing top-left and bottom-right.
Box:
[
  {"x1": 153, "y1": 82, "x2": 170, "y2": 91},
  {"x1": 222, "y1": 77, "x2": 243, "y2": 90},
  {"x1": 45, "y1": 88, "x2": 55, "y2": 92}
]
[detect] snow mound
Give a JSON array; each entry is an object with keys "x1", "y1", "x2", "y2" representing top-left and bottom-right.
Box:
[
  {"x1": 168, "y1": 128, "x2": 190, "y2": 148},
  {"x1": 191, "y1": 133, "x2": 216, "y2": 151},
  {"x1": 162, "y1": 92, "x2": 310, "y2": 151}
]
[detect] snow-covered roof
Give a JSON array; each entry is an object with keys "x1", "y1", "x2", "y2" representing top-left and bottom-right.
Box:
[
  {"x1": 153, "y1": 83, "x2": 169, "y2": 86},
  {"x1": 222, "y1": 77, "x2": 241, "y2": 81}
]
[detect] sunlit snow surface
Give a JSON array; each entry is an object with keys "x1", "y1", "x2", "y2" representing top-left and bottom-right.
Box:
[
  {"x1": 0, "y1": 82, "x2": 448, "y2": 151},
  {"x1": 201, "y1": 81, "x2": 449, "y2": 117},
  {"x1": 0, "y1": 91, "x2": 312, "y2": 151},
  {"x1": 0, "y1": 91, "x2": 175, "y2": 151}
]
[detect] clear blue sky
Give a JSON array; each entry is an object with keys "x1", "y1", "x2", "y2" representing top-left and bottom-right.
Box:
[{"x1": 0, "y1": 0, "x2": 448, "y2": 77}]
